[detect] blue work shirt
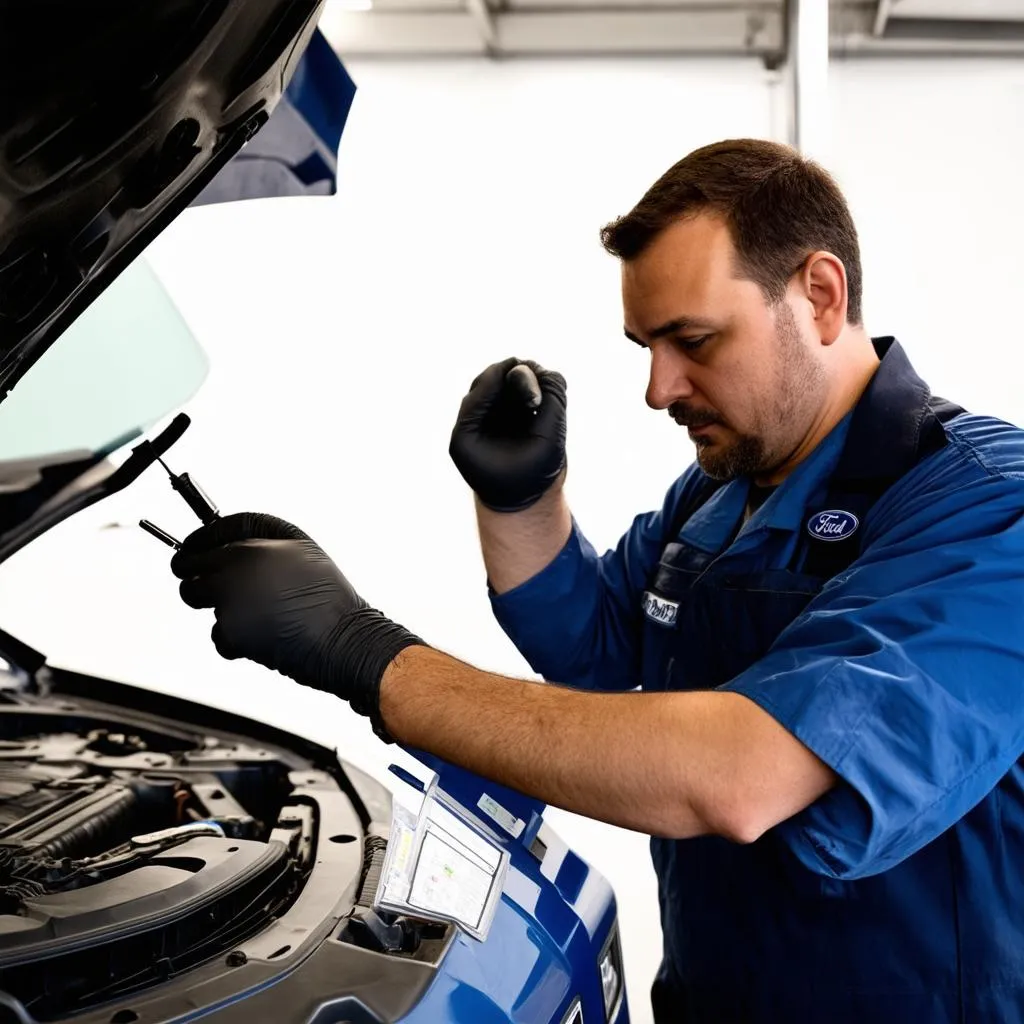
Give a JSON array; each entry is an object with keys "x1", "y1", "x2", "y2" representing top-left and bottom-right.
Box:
[{"x1": 491, "y1": 340, "x2": 1024, "y2": 1022}]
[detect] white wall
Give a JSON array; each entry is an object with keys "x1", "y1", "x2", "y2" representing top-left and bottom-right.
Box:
[
  {"x1": 1, "y1": 56, "x2": 1023, "y2": 1024},
  {"x1": 830, "y1": 59, "x2": 1024, "y2": 418}
]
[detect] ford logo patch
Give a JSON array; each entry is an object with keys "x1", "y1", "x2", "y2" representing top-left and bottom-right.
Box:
[{"x1": 806, "y1": 509, "x2": 859, "y2": 542}]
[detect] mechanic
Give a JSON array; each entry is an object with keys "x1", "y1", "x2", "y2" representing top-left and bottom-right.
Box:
[{"x1": 171, "y1": 139, "x2": 1024, "y2": 1023}]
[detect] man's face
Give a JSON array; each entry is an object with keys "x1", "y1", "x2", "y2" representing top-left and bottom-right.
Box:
[{"x1": 621, "y1": 213, "x2": 827, "y2": 481}]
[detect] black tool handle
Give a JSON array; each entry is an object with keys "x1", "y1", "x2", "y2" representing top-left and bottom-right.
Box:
[{"x1": 170, "y1": 472, "x2": 220, "y2": 525}]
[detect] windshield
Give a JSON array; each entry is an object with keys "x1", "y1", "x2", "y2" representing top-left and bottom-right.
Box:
[{"x1": 0, "y1": 258, "x2": 208, "y2": 464}]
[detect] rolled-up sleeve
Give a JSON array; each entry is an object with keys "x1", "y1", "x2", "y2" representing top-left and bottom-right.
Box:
[
  {"x1": 722, "y1": 451, "x2": 1024, "y2": 880},
  {"x1": 491, "y1": 468, "x2": 703, "y2": 691}
]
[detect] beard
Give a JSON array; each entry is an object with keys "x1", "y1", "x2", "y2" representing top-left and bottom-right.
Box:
[
  {"x1": 671, "y1": 304, "x2": 826, "y2": 481},
  {"x1": 692, "y1": 430, "x2": 765, "y2": 481}
]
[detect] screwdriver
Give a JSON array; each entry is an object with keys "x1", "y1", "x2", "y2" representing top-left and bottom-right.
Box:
[
  {"x1": 138, "y1": 446, "x2": 220, "y2": 550},
  {"x1": 153, "y1": 453, "x2": 220, "y2": 526}
]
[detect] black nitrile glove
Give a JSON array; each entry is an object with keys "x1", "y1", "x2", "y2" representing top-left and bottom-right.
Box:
[
  {"x1": 449, "y1": 357, "x2": 567, "y2": 512},
  {"x1": 170, "y1": 513, "x2": 424, "y2": 741}
]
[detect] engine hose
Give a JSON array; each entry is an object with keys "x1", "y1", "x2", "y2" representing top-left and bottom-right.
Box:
[
  {"x1": 357, "y1": 835, "x2": 388, "y2": 909},
  {"x1": 0, "y1": 988, "x2": 33, "y2": 1024},
  {"x1": 33, "y1": 787, "x2": 138, "y2": 860}
]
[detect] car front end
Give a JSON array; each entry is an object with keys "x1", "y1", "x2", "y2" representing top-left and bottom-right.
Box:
[{"x1": 0, "y1": 8, "x2": 628, "y2": 1020}]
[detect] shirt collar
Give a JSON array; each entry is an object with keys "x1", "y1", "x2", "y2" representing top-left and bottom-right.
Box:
[
  {"x1": 830, "y1": 337, "x2": 933, "y2": 486},
  {"x1": 678, "y1": 337, "x2": 930, "y2": 551}
]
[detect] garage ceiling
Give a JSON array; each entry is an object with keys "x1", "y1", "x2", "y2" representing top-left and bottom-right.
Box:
[{"x1": 318, "y1": 0, "x2": 1024, "y2": 58}]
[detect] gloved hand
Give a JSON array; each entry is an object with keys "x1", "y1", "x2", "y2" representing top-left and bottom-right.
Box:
[
  {"x1": 449, "y1": 357, "x2": 567, "y2": 512},
  {"x1": 170, "y1": 513, "x2": 424, "y2": 741}
]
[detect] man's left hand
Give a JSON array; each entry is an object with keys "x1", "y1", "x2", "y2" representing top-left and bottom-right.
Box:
[{"x1": 170, "y1": 513, "x2": 423, "y2": 740}]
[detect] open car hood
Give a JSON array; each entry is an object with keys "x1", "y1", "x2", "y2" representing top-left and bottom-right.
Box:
[
  {"x1": 0, "y1": 4, "x2": 354, "y2": 565},
  {"x1": 0, "y1": 0, "x2": 327, "y2": 404}
]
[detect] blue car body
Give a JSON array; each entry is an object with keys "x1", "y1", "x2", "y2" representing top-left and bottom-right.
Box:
[{"x1": 394, "y1": 756, "x2": 628, "y2": 1023}]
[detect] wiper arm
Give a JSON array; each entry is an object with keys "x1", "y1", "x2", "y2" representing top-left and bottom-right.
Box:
[
  {"x1": 0, "y1": 413, "x2": 193, "y2": 565},
  {"x1": 0, "y1": 415, "x2": 198, "y2": 681},
  {"x1": 0, "y1": 626, "x2": 46, "y2": 679}
]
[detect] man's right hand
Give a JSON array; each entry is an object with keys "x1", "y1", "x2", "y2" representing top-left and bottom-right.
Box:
[{"x1": 449, "y1": 357, "x2": 567, "y2": 512}]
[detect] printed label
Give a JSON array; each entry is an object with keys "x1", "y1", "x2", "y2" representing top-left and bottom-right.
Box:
[
  {"x1": 477, "y1": 793, "x2": 525, "y2": 838},
  {"x1": 642, "y1": 590, "x2": 680, "y2": 627}
]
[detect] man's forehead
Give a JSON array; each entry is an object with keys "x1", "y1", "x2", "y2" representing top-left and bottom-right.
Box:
[
  {"x1": 625, "y1": 213, "x2": 736, "y2": 286},
  {"x1": 621, "y1": 213, "x2": 738, "y2": 333}
]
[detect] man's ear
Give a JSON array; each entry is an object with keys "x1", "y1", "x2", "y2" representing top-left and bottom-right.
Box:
[{"x1": 800, "y1": 251, "x2": 848, "y2": 345}]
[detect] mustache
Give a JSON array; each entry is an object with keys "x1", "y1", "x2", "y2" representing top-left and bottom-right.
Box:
[{"x1": 669, "y1": 403, "x2": 724, "y2": 429}]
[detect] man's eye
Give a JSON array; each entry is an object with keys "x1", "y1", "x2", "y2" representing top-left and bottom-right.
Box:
[{"x1": 677, "y1": 335, "x2": 711, "y2": 352}]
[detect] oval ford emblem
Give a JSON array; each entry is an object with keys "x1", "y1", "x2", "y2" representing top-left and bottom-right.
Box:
[{"x1": 806, "y1": 509, "x2": 859, "y2": 542}]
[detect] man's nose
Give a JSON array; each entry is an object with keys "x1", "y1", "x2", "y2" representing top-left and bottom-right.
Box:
[{"x1": 646, "y1": 344, "x2": 696, "y2": 410}]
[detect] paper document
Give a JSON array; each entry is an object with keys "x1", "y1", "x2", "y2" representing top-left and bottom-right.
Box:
[{"x1": 375, "y1": 775, "x2": 508, "y2": 941}]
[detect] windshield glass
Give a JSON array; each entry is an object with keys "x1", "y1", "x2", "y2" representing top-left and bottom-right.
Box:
[{"x1": 0, "y1": 258, "x2": 208, "y2": 463}]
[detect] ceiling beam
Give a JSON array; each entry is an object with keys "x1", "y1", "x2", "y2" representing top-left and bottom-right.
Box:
[
  {"x1": 321, "y1": 7, "x2": 784, "y2": 57},
  {"x1": 320, "y1": 3, "x2": 1024, "y2": 58},
  {"x1": 880, "y1": 0, "x2": 1024, "y2": 17}
]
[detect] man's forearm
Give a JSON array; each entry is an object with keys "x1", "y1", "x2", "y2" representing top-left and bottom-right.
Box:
[
  {"x1": 476, "y1": 475, "x2": 572, "y2": 594},
  {"x1": 379, "y1": 645, "x2": 835, "y2": 840}
]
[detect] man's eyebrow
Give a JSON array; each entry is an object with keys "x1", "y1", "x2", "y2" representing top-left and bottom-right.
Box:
[{"x1": 623, "y1": 316, "x2": 719, "y2": 346}]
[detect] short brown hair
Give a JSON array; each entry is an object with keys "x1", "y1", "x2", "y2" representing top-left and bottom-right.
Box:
[{"x1": 600, "y1": 139, "x2": 862, "y2": 324}]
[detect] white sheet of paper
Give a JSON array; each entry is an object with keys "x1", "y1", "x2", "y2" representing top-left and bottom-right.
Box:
[
  {"x1": 376, "y1": 780, "x2": 508, "y2": 940},
  {"x1": 407, "y1": 824, "x2": 496, "y2": 930}
]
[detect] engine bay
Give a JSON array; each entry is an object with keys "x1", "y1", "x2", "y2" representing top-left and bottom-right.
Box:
[
  {"x1": 0, "y1": 692, "x2": 364, "y2": 1020},
  {"x1": 0, "y1": 729, "x2": 278, "y2": 861}
]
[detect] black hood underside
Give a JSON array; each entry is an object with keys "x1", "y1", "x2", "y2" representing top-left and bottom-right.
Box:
[{"x1": 0, "y1": 0, "x2": 324, "y2": 403}]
